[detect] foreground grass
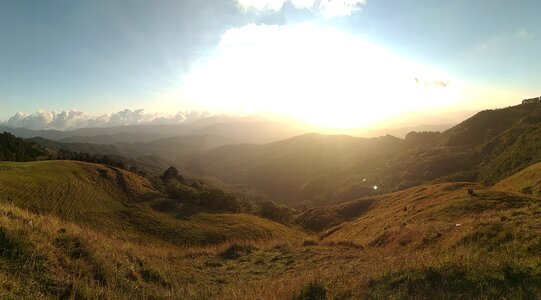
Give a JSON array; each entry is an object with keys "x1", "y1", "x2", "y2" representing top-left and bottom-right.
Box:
[
  {"x1": 2, "y1": 197, "x2": 541, "y2": 299},
  {"x1": 2, "y1": 161, "x2": 541, "y2": 298}
]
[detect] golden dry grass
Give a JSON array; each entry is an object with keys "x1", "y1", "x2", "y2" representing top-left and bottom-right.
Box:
[{"x1": 2, "y1": 161, "x2": 541, "y2": 298}]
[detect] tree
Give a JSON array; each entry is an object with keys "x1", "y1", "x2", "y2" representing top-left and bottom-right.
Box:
[
  {"x1": 0, "y1": 132, "x2": 47, "y2": 162},
  {"x1": 258, "y1": 201, "x2": 295, "y2": 224},
  {"x1": 161, "y1": 167, "x2": 183, "y2": 183}
]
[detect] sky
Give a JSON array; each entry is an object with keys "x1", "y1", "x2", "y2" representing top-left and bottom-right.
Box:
[{"x1": 1, "y1": 0, "x2": 541, "y2": 130}]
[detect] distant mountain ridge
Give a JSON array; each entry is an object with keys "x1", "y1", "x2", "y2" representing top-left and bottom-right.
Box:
[
  {"x1": 0, "y1": 115, "x2": 306, "y2": 145},
  {"x1": 179, "y1": 101, "x2": 541, "y2": 206},
  {"x1": 4, "y1": 104, "x2": 541, "y2": 298},
  {"x1": 8, "y1": 101, "x2": 541, "y2": 208}
]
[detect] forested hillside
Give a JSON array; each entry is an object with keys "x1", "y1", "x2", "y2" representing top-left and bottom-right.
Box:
[
  {"x1": 0, "y1": 132, "x2": 47, "y2": 161},
  {"x1": 180, "y1": 102, "x2": 541, "y2": 207}
]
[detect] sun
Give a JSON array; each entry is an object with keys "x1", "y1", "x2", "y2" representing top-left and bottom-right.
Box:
[{"x1": 182, "y1": 23, "x2": 462, "y2": 129}]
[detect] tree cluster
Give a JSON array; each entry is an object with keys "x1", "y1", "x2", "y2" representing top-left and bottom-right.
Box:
[
  {"x1": 257, "y1": 201, "x2": 295, "y2": 224},
  {"x1": 0, "y1": 132, "x2": 47, "y2": 161},
  {"x1": 56, "y1": 149, "x2": 126, "y2": 169},
  {"x1": 162, "y1": 167, "x2": 252, "y2": 213}
]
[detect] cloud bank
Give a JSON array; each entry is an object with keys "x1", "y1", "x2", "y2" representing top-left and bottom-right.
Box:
[
  {"x1": 2, "y1": 109, "x2": 210, "y2": 131},
  {"x1": 234, "y1": 0, "x2": 367, "y2": 17}
]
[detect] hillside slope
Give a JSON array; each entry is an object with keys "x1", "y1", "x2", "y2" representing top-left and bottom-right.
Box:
[
  {"x1": 181, "y1": 133, "x2": 403, "y2": 206},
  {"x1": 385, "y1": 102, "x2": 541, "y2": 187},
  {"x1": 2, "y1": 161, "x2": 541, "y2": 298},
  {"x1": 317, "y1": 182, "x2": 533, "y2": 248},
  {"x1": 0, "y1": 161, "x2": 303, "y2": 246},
  {"x1": 493, "y1": 161, "x2": 541, "y2": 197},
  {"x1": 291, "y1": 177, "x2": 541, "y2": 298},
  {"x1": 180, "y1": 102, "x2": 541, "y2": 207}
]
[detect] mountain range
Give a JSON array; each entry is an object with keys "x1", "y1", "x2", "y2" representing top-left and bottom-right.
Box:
[
  {"x1": 2, "y1": 100, "x2": 541, "y2": 298},
  {"x1": 6, "y1": 101, "x2": 540, "y2": 208}
]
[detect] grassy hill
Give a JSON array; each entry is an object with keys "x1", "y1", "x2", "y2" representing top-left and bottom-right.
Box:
[
  {"x1": 0, "y1": 161, "x2": 303, "y2": 246},
  {"x1": 4, "y1": 101, "x2": 541, "y2": 298},
  {"x1": 0, "y1": 160, "x2": 310, "y2": 299},
  {"x1": 2, "y1": 160, "x2": 541, "y2": 298},
  {"x1": 292, "y1": 179, "x2": 541, "y2": 298},
  {"x1": 179, "y1": 102, "x2": 541, "y2": 208},
  {"x1": 0, "y1": 160, "x2": 155, "y2": 217},
  {"x1": 384, "y1": 102, "x2": 541, "y2": 187},
  {"x1": 16, "y1": 102, "x2": 541, "y2": 210},
  {"x1": 493, "y1": 161, "x2": 541, "y2": 197},
  {"x1": 316, "y1": 182, "x2": 528, "y2": 248}
]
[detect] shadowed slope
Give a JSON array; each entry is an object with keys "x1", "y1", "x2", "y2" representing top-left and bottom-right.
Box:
[
  {"x1": 181, "y1": 133, "x2": 403, "y2": 205},
  {"x1": 0, "y1": 161, "x2": 304, "y2": 246},
  {"x1": 493, "y1": 161, "x2": 541, "y2": 197},
  {"x1": 319, "y1": 181, "x2": 538, "y2": 251}
]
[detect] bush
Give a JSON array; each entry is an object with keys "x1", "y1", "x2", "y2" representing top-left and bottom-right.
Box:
[
  {"x1": 141, "y1": 266, "x2": 170, "y2": 287},
  {"x1": 161, "y1": 166, "x2": 183, "y2": 183},
  {"x1": 327, "y1": 240, "x2": 363, "y2": 249},
  {"x1": 364, "y1": 263, "x2": 541, "y2": 299},
  {"x1": 293, "y1": 281, "x2": 328, "y2": 300},
  {"x1": 219, "y1": 243, "x2": 256, "y2": 259},
  {"x1": 302, "y1": 239, "x2": 318, "y2": 246},
  {"x1": 165, "y1": 182, "x2": 198, "y2": 202},
  {"x1": 259, "y1": 201, "x2": 295, "y2": 224},
  {"x1": 165, "y1": 180, "x2": 251, "y2": 213}
]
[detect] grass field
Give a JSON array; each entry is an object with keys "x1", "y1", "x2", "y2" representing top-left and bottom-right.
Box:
[
  {"x1": 2, "y1": 161, "x2": 541, "y2": 298},
  {"x1": 0, "y1": 161, "x2": 304, "y2": 247},
  {"x1": 493, "y1": 161, "x2": 541, "y2": 197}
]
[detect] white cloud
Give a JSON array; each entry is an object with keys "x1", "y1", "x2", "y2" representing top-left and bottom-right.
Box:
[
  {"x1": 290, "y1": 0, "x2": 317, "y2": 9},
  {"x1": 517, "y1": 28, "x2": 535, "y2": 39},
  {"x1": 2, "y1": 109, "x2": 210, "y2": 130},
  {"x1": 235, "y1": 0, "x2": 286, "y2": 11},
  {"x1": 234, "y1": 0, "x2": 366, "y2": 17},
  {"x1": 318, "y1": 0, "x2": 366, "y2": 17}
]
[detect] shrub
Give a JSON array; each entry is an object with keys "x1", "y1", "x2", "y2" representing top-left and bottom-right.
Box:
[
  {"x1": 219, "y1": 243, "x2": 255, "y2": 259},
  {"x1": 165, "y1": 181, "x2": 250, "y2": 213},
  {"x1": 293, "y1": 281, "x2": 328, "y2": 300},
  {"x1": 161, "y1": 166, "x2": 183, "y2": 183},
  {"x1": 327, "y1": 240, "x2": 363, "y2": 249},
  {"x1": 259, "y1": 201, "x2": 295, "y2": 224},
  {"x1": 141, "y1": 266, "x2": 170, "y2": 287},
  {"x1": 302, "y1": 239, "x2": 318, "y2": 246}
]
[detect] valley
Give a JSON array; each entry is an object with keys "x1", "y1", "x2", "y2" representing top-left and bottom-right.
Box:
[{"x1": 1, "y1": 102, "x2": 541, "y2": 298}]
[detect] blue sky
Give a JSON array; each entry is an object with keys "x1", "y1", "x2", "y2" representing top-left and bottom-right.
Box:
[{"x1": 1, "y1": 0, "x2": 540, "y2": 129}]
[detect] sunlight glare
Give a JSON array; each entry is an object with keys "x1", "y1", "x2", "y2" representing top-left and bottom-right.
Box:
[{"x1": 182, "y1": 24, "x2": 462, "y2": 129}]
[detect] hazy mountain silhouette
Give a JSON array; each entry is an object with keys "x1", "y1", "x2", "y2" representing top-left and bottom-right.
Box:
[{"x1": 180, "y1": 101, "x2": 541, "y2": 206}]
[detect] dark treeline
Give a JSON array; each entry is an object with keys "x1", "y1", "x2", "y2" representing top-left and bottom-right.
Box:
[
  {"x1": 160, "y1": 167, "x2": 296, "y2": 223},
  {"x1": 56, "y1": 148, "x2": 128, "y2": 170},
  {"x1": 0, "y1": 132, "x2": 47, "y2": 161}
]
